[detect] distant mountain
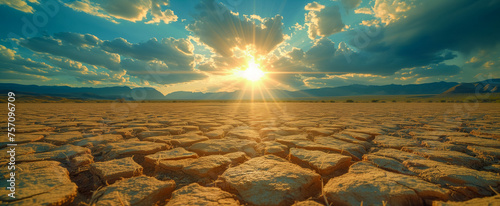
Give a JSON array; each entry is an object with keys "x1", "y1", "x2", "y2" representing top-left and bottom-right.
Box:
[
  {"x1": 440, "y1": 79, "x2": 500, "y2": 95},
  {"x1": 162, "y1": 81, "x2": 460, "y2": 100},
  {"x1": 0, "y1": 83, "x2": 165, "y2": 100},
  {"x1": 1, "y1": 79, "x2": 498, "y2": 101},
  {"x1": 299, "y1": 81, "x2": 459, "y2": 97}
]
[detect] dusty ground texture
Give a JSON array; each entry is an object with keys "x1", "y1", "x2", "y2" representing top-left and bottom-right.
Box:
[{"x1": 1, "y1": 102, "x2": 500, "y2": 206}]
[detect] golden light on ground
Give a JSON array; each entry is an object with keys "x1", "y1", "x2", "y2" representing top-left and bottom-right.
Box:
[{"x1": 235, "y1": 58, "x2": 265, "y2": 82}]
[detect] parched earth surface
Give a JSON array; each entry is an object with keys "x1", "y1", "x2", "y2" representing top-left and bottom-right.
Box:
[{"x1": 1, "y1": 103, "x2": 500, "y2": 206}]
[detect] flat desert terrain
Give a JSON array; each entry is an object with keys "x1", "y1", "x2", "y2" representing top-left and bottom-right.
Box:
[{"x1": 1, "y1": 103, "x2": 500, "y2": 205}]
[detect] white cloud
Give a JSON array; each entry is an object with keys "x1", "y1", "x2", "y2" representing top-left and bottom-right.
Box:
[
  {"x1": 304, "y1": 2, "x2": 325, "y2": 11},
  {"x1": 65, "y1": 0, "x2": 177, "y2": 24},
  {"x1": 354, "y1": 8, "x2": 373, "y2": 15},
  {"x1": 0, "y1": 0, "x2": 38, "y2": 13},
  {"x1": 372, "y1": 0, "x2": 415, "y2": 25},
  {"x1": 145, "y1": 0, "x2": 178, "y2": 24}
]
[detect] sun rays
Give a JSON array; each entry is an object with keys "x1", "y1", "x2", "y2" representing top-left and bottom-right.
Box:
[{"x1": 235, "y1": 58, "x2": 266, "y2": 82}]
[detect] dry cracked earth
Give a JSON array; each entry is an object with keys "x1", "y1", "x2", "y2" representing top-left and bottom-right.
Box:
[{"x1": 1, "y1": 103, "x2": 500, "y2": 206}]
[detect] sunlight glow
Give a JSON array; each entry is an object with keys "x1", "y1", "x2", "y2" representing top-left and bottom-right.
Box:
[{"x1": 237, "y1": 59, "x2": 265, "y2": 82}]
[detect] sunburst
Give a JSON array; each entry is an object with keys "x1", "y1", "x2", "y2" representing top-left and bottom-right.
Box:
[{"x1": 235, "y1": 58, "x2": 265, "y2": 82}]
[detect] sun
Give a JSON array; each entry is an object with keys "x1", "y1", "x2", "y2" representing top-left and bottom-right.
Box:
[{"x1": 236, "y1": 59, "x2": 265, "y2": 82}]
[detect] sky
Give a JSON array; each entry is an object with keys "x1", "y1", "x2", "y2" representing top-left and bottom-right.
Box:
[{"x1": 0, "y1": 0, "x2": 499, "y2": 95}]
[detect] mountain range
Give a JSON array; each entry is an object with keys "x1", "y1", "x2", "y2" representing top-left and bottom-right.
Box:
[{"x1": 1, "y1": 79, "x2": 499, "y2": 101}]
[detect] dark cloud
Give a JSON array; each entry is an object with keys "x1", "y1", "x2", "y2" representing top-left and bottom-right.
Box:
[
  {"x1": 267, "y1": 73, "x2": 308, "y2": 89},
  {"x1": 305, "y1": 4, "x2": 345, "y2": 39},
  {"x1": 45, "y1": 56, "x2": 125, "y2": 83},
  {"x1": 187, "y1": 0, "x2": 285, "y2": 57},
  {"x1": 307, "y1": 38, "x2": 454, "y2": 74},
  {"x1": 0, "y1": 45, "x2": 121, "y2": 84},
  {"x1": 101, "y1": 37, "x2": 194, "y2": 71},
  {"x1": 270, "y1": 48, "x2": 325, "y2": 76},
  {"x1": 340, "y1": 0, "x2": 361, "y2": 10},
  {"x1": 120, "y1": 58, "x2": 206, "y2": 84},
  {"x1": 0, "y1": 45, "x2": 51, "y2": 72},
  {"x1": 295, "y1": 0, "x2": 499, "y2": 76},
  {"x1": 53, "y1": 32, "x2": 100, "y2": 47},
  {"x1": 267, "y1": 47, "x2": 328, "y2": 89},
  {"x1": 19, "y1": 35, "x2": 122, "y2": 71},
  {"x1": 364, "y1": 0, "x2": 500, "y2": 56}
]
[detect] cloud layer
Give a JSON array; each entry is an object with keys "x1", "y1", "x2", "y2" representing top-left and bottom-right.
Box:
[
  {"x1": 187, "y1": 0, "x2": 285, "y2": 57},
  {"x1": 10, "y1": 32, "x2": 206, "y2": 85},
  {"x1": 65, "y1": 0, "x2": 177, "y2": 24},
  {"x1": 305, "y1": 3, "x2": 345, "y2": 39},
  {"x1": 1, "y1": 0, "x2": 498, "y2": 92}
]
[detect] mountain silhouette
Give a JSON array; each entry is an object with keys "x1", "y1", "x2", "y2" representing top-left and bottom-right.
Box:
[{"x1": 1, "y1": 79, "x2": 498, "y2": 101}]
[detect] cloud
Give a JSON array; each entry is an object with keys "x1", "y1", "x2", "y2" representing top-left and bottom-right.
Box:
[
  {"x1": 0, "y1": 0, "x2": 38, "y2": 13},
  {"x1": 0, "y1": 45, "x2": 124, "y2": 84},
  {"x1": 65, "y1": 0, "x2": 177, "y2": 24},
  {"x1": 272, "y1": 37, "x2": 454, "y2": 76},
  {"x1": 42, "y1": 55, "x2": 126, "y2": 83},
  {"x1": 304, "y1": 2, "x2": 324, "y2": 11},
  {"x1": 372, "y1": 0, "x2": 415, "y2": 25},
  {"x1": 19, "y1": 35, "x2": 122, "y2": 71},
  {"x1": 101, "y1": 37, "x2": 194, "y2": 71},
  {"x1": 0, "y1": 45, "x2": 50, "y2": 71},
  {"x1": 354, "y1": 8, "x2": 373, "y2": 15},
  {"x1": 187, "y1": 0, "x2": 285, "y2": 57},
  {"x1": 0, "y1": 70, "x2": 50, "y2": 82},
  {"x1": 265, "y1": 47, "x2": 330, "y2": 89},
  {"x1": 460, "y1": 47, "x2": 500, "y2": 80},
  {"x1": 196, "y1": 55, "x2": 246, "y2": 72},
  {"x1": 306, "y1": 73, "x2": 385, "y2": 88},
  {"x1": 65, "y1": 0, "x2": 119, "y2": 23},
  {"x1": 290, "y1": 0, "x2": 500, "y2": 76},
  {"x1": 101, "y1": 36, "x2": 208, "y2": 83},
  {"x1": 270, "y1": 48, "x2": 310, "y2": 73},
  {"x1": 340, "y1": 0, "x2": 361, "y2": 10},
  {"x1": 121, "y1": 58, "x2": 207, "y2": 84},
  {"x1": 16, "y1": 32, "x2": 207, "y2": 85},
  {"x1": 361, "y1": 0, "x2": 500, "y2": 57},
  {"x1": 53, "y1": 32, "x2": 101, "y2": 47},
  {"x1": 42, "y1": 55, "x2": 89, "y2": 72},
  {"x1": 267, "y1": 73, "x2": 309, "y2": 90},
  {"x1": 405, "y1": 64, "x2": 461, "y2": 77},
  {"x1": 145, "y1": 0, "x2": 178, "y2": 24},
  {"x1": 305, "y1": 5, "x2": 345, "y2": 39}
]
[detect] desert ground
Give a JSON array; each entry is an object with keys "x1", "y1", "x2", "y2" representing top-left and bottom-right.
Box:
[{"x1": 1, "y1": 102, "x2": 500, "y2": 206}]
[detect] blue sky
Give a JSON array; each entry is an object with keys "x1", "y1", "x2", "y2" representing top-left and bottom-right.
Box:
[{"x1": 0, "y1": 0, "x2": 499, "y2": 94}]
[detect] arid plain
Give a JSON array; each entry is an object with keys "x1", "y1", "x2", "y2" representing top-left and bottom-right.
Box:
[{"x1": 1, "y1": 102, "x2": 500, "y2": 206}]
